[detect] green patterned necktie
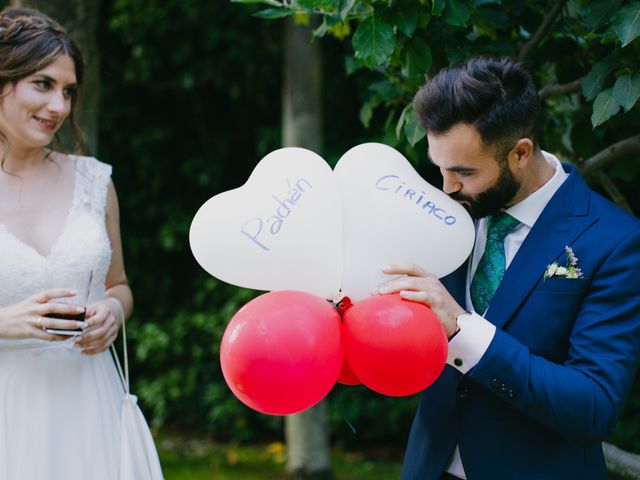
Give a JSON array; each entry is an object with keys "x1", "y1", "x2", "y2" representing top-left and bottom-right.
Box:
[{"x1": 470, "y1": 212, "x2": 520, "y2": 314}]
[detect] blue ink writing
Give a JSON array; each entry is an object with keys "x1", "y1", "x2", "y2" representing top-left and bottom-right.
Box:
[
  {"x1": 375, "y1": 174, "x2": 456, "y2": 225},
  {"x1": 240, "y1": 177, "x2": 313, "y2": 251}
]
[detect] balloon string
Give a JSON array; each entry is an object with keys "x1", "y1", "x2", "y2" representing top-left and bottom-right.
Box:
[
  {"x1": 343, "y1": 415, "x2": 357, "y2": 434},
  {"x1": 333, "y1": 384, "x2": 357, "y2": 434}
]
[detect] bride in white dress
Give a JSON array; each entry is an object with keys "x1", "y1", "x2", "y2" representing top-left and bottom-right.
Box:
[{"x1": 0, "y1": 7, "x2": 162, "y2": 479}]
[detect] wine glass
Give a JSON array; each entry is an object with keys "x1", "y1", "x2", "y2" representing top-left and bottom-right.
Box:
[{"x1": 44, "y1": 270, "x2": 93, "y2": 336}]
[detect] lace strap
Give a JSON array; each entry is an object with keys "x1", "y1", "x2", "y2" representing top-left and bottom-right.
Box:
[{"x1": 72, "y1": 155, "x2": 113, "y2": 219}]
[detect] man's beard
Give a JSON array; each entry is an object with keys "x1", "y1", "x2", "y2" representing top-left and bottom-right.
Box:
[{"x1": 450, "y1": 163, "x2": 520, "y2": 219}]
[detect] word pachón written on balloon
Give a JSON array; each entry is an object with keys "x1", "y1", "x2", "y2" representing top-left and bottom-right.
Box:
[
  {"x1": 240, "y1": 177, "x2": 313, "y2": 251},
  {"x1": 375, "y1": 174, "x2": 457, "y2": 225}
]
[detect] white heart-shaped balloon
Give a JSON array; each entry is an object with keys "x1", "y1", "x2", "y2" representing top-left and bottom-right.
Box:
[
  {"x1": 335, "y1": 143, "x2": 475, "y2": 301},
  {"x1": 190, "y1": 143, "x2": 474, "y2": 301},
  {"x1": 189, "y1": 148, "x2": 343, "y2": 299}
]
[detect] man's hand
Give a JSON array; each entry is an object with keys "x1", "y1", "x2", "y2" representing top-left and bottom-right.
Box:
[{"x1": 372, "y1": 263, "x2": 464, "y2": 338}]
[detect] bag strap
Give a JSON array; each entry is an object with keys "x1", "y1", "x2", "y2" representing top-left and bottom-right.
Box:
[{"x1": 108, "y1": 299, "x2": 130, "y2": 394}]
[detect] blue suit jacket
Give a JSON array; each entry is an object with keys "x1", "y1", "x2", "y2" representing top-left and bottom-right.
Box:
[{"x1": 401, "y1": 165, "x2": 640, "y2": 480}]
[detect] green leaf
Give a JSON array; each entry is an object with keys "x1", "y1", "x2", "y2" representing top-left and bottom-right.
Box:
[
  {"x1": 443, "y1": 0, "x2": 472, "y2": 27},
  {"x1": 446, "y1": 45, "x2": 466, "y2": 65},
  {"x1": 612, "y1": 1, "x2": 640, "y2": 47},
  {"x1": 359, "y1": 96, "x2": 381, "y2": 128},
  {"x1": 345, "y1": 55, "x2": 366, "y2": 75},
  {"x1": 581, "y1": 62, "x2": 614, "y2": 101},
  {"x1": 472, "y1": 7, "x2": 509, "y2": 29},
  {"x1": 253, "y1": 8, "x2": 292, "y2": 18},
  {"x1": 231, "y1": 0, "x2": 277, "y2": 3},
  {"x1": 352, "y1": 16, "x2": 395, "y2": 67},
  {"x1": 401, "y1": 36, "x2": 432, "y2": 77},
  {"x1": 339, "y1": 0, "x2": 357, "y2": 20},
  {"x1": 393, "y1": 0, "x2": 419, "y2": 37},
  {"x1": 313, "y1": 17, "x2": 331, "y2": 37},
  {"x1": 591, "y1": 88, "x2": 621, "y2": 128},
  {"x1": 313, "y1": 13, "x2": 341, "y2": 37},
  {"x1": 368, "y1": 79, "x2": 404, "y2": 101},
  {"x1": 297, "y1": 0, "x2": 334, "y2": 8},
  {"x1": 396, "y1": 104, "x2": 409, "y2": 140},
  {"x1": 432, "y1": 0, "x2": 446, "y2": 16},
  {"x1": 404, "y1": 107, "x2": 426, "y2": 146},
  {"x1": 612, "y1": 72, "x2": 640, "y2": 111},
  {"x1": 583, "y1": 0, "x2": 623, "y2": 31}
]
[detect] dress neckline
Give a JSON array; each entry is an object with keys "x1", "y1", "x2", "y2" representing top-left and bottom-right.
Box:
[{"x1": 0, "y1": 155, "x2": 80, "y2": 260}]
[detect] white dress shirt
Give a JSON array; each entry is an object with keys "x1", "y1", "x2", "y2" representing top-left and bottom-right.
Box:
[{"x1": 445, "y1": 151, "x2": 568, "y2": 478}]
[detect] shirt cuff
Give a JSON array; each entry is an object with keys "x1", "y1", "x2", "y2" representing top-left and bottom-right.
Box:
[{"x1": 446, "y1": 312, "x2": 496, "y2": 374}]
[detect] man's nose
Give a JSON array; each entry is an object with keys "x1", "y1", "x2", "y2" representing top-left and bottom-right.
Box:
[{"x1": 442, "y1": 173, "x2": 461, "y2": 195}]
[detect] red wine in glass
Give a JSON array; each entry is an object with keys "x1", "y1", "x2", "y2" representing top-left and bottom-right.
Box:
[
  {"x1": 44, "y1": 271, "x2": 92, "y2": 335},
  {"x1": 44, "y1": 308, "x2": 86, "y2": 334}
]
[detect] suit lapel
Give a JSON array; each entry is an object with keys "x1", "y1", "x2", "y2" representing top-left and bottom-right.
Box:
[{"x1": 485, "y1": 165, "x2": 598, "y2": 329}]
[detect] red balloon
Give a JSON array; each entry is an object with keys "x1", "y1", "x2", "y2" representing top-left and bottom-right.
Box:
[
  {"x1": 220, "y1": 291, "x2": 343, "y2": 415},
  {"x1": 342, "y1": 293, "x2": 447, "y2": 396},
  {"x1": 337, "y1": 356, "x2": 361, "y2": 386}
]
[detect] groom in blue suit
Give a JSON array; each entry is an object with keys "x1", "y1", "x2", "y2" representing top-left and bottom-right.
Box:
[{"x1": 376, "y1": 57, "x2": 640, "y2": 479}]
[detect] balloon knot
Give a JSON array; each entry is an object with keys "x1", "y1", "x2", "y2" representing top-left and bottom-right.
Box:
[{"x1": 335, "y1": 296, "x2": 352, "y2": 314}]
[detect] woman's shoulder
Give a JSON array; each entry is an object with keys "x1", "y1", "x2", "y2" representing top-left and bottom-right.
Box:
[
  {"x1": 58, "y1": 153, "x2": 114, "y2": 213},
  {"x1": 67, "y1": 153, "x2": 113, "y2": 180}
]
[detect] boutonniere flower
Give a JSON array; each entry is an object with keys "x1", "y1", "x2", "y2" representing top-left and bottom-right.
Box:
[{"x1": 544, "y1": 246, "x2": 583, "y2": 281}]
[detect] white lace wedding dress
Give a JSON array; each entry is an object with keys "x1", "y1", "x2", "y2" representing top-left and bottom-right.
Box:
[{"x1": 0, "y1": 156, "x2": 162, "y2": 479}]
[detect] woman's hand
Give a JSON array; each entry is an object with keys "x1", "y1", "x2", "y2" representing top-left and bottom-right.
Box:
[
  {"x1": 0, "y1": 289, "x2": 85, "y2": 340},
  {"x1": 75, "y1": 298, "x2": 124, "y2": 355},
  {"x1": 373, "y1": 263, "x2": 464, "y2": 338}
]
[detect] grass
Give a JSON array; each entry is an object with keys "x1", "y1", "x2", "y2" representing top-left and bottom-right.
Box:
[
  {"x1": 157, "y1": 436, "x2": 633, "y2": 480},
  {"x1": 158, "y1": 437, "x2": 403, "y2": 480}
]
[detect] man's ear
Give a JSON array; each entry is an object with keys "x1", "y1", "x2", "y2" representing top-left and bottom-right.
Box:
[{"x1": 510, "y1": 138, "x2": 534, "y2": 168}]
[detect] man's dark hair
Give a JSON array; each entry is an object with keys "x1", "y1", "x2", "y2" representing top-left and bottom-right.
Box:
[{"x1": 413, "y1": 56, "x2": 540, "y2": 155}]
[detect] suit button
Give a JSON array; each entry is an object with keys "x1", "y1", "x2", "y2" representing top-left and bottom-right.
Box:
[
  {"x1": 457, "y1": 388, "x2": 469, "y2": 400},
  {"x1": 500, "y1": 384, "x2": 509, "y2": 394},
  {"x1": 508, "y1": 389, "x2": 516, "y2": 400},
  {"x1": 490, "y1": 378, "x2": 501, "y2": 390}
]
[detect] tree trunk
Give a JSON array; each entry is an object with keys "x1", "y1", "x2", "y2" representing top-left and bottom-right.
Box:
[
  {"x1": 285, "y1": 401, "x2": 332, "y2": 479},
  {"x1": 12, "y1": 0, "x2": 101, "y2": 155},
  {"x1": 282, "y1": 17, "x2": 332, "y2": 480},
  {"x1": 282, "y1": 17, "x2": 322, "y2": 153}
]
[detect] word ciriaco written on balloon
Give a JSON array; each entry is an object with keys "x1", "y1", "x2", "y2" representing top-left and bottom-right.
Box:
[
  {"x1": 375, "y1": 174, "x2": 458, "y2": 225},
  {"x1": 189, "y1": 143, "x2": 474, "y2": 415}
]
